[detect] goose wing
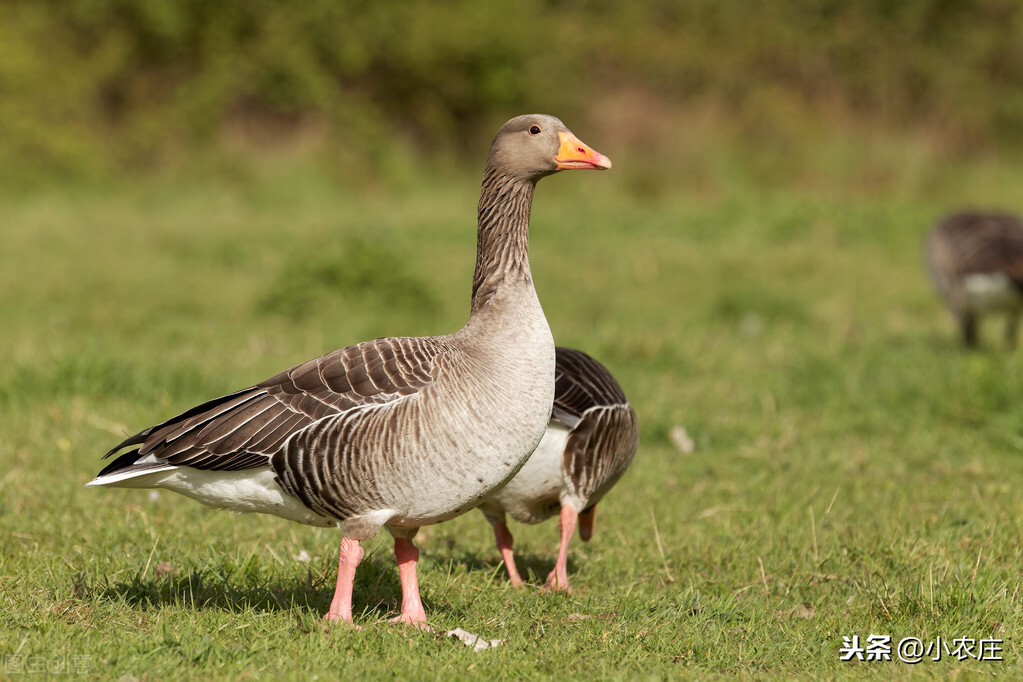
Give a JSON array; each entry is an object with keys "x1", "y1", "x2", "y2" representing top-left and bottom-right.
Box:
[
  {"x1": 933, "y1": 212, "x2": 1023, "y2": 283},
  {"x1": 550, "y1": 347, "x2": 638, "y2": 504},
  {"x1": 550, "y1": 347, "x2": 627, "y2": 428},
  {"x1": 99, "y1": 336, "x2": 446, "y2": 475},
  {"x1": 561, "y1": 402, "x2": 639, "y2": 503}
]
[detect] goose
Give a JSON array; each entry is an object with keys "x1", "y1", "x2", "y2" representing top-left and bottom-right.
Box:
[
  {"x1": 86, "y1": 114, "x2": 612, "y2": 627},
  {"x1": 924, "y1": 209, "x2": 1023, "y2": 348},
  {"x1": 478, "y1": 346, "x2": 638, "y2": 592}
]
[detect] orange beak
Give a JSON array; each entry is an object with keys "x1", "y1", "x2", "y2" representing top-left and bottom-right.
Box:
[
  {"x1": 555, "y1": 131, "x2": 612, "y2": 170},
  {"x1": 579, "y1": 505, "x2": 597, "y2": 541}
]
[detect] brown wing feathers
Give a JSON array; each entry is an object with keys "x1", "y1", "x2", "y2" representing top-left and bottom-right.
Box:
[
  {"x1": 551, "y1": 347, "x2": 638, "y2": 504},
  {"x1": 562, "y1": 404, "x2": 639, "y2": 502},
  {"x1": 933, "y1": 211, "x2": 1023, "y2": 282},
  {"x1": 551, "y1": 347, "x2": 628, "y2": 427},
  {"x1": 100, "y1": 337, "x2": 443, "y2": 475}
]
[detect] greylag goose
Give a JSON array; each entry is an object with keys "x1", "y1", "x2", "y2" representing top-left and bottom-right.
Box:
[
  {"x1": 86, "y1": 115, "x2": 611, "y2": 627},
  {"x1": 478, "y1": 347, "x2": 638, "y2": 592},
  {"x1": 924, "y1": 209, "x2": 1023, "y2": 347}
]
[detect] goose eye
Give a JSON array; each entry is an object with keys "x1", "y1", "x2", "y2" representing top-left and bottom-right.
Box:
[{"x1": 528, "y1": 125, "x2": 541, "y2": 135}]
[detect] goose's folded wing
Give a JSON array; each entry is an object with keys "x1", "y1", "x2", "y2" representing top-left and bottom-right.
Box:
[
  {"x1": 936, "y1": 212, "x2": 1023, "y2": 281},
  {"x1": 100, "y1": 336, "x2": 447, "y2": 474},
  {"x1": 997, "y1": 234, "x2": 1023, "y2": 286},
  {"x1": 562, "y1": 403, "x2": 639, "y2": 500},
  {"x1": 550, "y1": 346, "x2": 627, "y2": 429}
]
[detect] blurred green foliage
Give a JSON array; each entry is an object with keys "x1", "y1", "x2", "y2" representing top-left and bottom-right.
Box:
[
  {"x1": 257, "y1": 236, "x2": 439, "y2": 321},
  {"x1": 1, "y1": 0, "x2": 1021, "y2": 183}
]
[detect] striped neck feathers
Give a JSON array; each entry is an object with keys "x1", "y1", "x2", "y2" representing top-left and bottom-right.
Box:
[{"x1": 471, "y1": 168, "x2": 537, "y2": 311}]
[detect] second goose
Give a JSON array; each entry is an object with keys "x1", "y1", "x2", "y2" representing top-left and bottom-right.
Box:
[
  {"x1": 479, "y1": 346, "x2": 638, "y2": 592},
  {"x1": 925, "y1": 209, "x2": 1023, "y2": 348}
]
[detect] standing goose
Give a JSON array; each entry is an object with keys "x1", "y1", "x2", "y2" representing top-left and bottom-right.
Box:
[
  {"x1": 87, "y1": 114, "x2": 611, "y2": 627},
  {"x1": 924, "y1": 209, "x2": 1023, "y2": 348},
  {"x1": 478, "y1": 347, "x2": 638, "y2": 592}
]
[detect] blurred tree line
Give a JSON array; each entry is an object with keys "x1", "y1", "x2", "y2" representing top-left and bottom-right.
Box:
[{"x1": 1, "y1": 0, "x2": 1021, "y2": 183}]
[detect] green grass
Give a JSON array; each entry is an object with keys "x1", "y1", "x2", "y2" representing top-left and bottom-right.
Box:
[{"x1": 2, "y1": 155, "x2": 1023, "y2": 679}]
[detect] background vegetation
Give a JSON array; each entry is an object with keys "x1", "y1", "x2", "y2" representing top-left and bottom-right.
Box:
[
  {"x1": 2, "y1": 0, "x2": 1023, "y2": 187},
  {"x1": 2, "y1": 1, "x2": 1023, "y2": 679}
]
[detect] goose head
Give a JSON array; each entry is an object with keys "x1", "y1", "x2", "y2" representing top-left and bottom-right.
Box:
[{"x1": 486, "y1": 114, "x2": 612, "y2": 182}]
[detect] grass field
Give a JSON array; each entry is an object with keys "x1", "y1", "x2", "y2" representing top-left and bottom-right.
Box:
[{"x1": 2, "y1": 150, "x2": 1023, "y2": 679}]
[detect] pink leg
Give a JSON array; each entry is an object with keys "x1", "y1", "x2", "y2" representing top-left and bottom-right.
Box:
[
  {"x1": 390, "y1": 538, "x2": 429, "y2": 627},
  {"x1": 544, "y1": 505, "x2": 578, "y2": 593},
  {"x1": 579, "y1": 505, "x2": 597, "y2": 542},
  {"x1": 325, "y1": 536, "x2": 364, "y2": 625},
  {"x1": 492, "y1": 520, "x2": 525, "y2": 587}
]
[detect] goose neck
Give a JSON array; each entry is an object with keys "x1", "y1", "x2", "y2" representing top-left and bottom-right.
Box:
[{"x1": 470, "y1": 170, "x2": 537, "y2": 312}]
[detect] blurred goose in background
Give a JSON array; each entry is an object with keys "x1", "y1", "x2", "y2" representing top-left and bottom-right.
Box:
[
  {"x1": 478, "y1": 347, "x2": 638, "y2": 592},
  {"x1": 87, "y1": 114, "x2": 611, "y2": 627},
  {"x1": 924, "y1": 209, "x2": 1023, "y2": 348}
]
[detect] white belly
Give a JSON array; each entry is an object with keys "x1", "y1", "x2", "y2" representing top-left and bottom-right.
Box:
[
  {"x1": 92, "y1": 465, "x2": 336, "y2": 527},
  {"x1": 963, "y1": 273, "x2": 1023, "y2": 313},
  {"x1": 373, "y1": 319, "x2": 556, "y2": 529},
  {"x1": 480, "y1": 423, "x2": 569, "y2": 525}
]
